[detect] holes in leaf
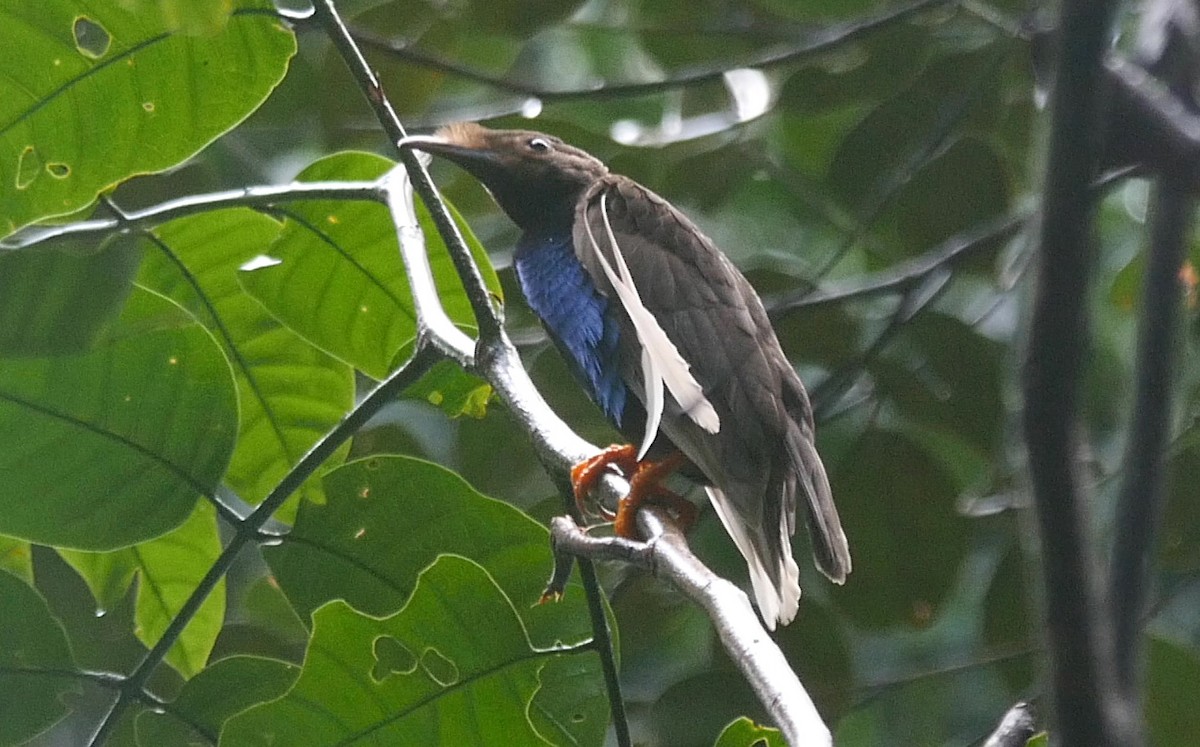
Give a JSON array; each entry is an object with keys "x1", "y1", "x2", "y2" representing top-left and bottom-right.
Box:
[
  {"x1": 46, "y1": 163, "x2": 70, "y2": 179},
  {"x1": 420, "y1": 647, "x2": 459, "y2": 687},
  {"x1": 370, "y1": 635, "x2": 416, "y2": 683},
  {"x1": 16, "y1": 145, "x2": 40, "y2": 189},
  {"x1": 73, "y1": 16, "x2": 110, "y2": 59}
]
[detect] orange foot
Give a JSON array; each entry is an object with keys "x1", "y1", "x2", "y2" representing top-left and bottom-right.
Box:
[{"x1": 570, "y1": 446, "x2": 697, "y2": 538}]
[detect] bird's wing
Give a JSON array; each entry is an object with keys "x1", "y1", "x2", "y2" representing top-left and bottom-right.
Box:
[
  {"x1": 575, "y1": 176, "x2": 832, "y2": 619},
  {"x1": 581, "y1": 190, "x2": 720, "y2": 459},
  {"x1": 574, "y1": 176, "x2": 785, "y2": 483}
]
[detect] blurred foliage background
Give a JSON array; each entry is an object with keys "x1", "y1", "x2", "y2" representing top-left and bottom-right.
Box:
[{"x1": 3, "y1": 0, "x2": 1200, "y2": 745}]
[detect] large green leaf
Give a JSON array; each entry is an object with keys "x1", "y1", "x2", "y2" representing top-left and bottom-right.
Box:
[
  {"x1": 59, "y1": 502, "x2": 225, "y2": 679},
  {"x1": 263, "y1": 456, "x2": 606, "y2": 745},
  {"x1": 0, "y1": 570, "x2": 78, "y2": 745},
  {"x1": 0, "y1": 0, "x2": 296, "y2": 236},
  {"x1": 0, "y1": 236, "x2": 139, "y2": 356},
  {"x1": 266, "y1": 456, "x2": 589, "y2": 647},
  {"x1": 0, "y1": 287, "x2": 237, "y2": 548},
  {"x1": 223, "y1": 556, "x2": 561, "y2": 746},
  {"x1": 238, "y1": 151, "x2": 501, "y2": 379},
  {"x1": 138, "y1": 208, "x2": 354, "y2": 507},
  {"x1": 135, "y1": 655, "x2": 299, "y2": 746}
]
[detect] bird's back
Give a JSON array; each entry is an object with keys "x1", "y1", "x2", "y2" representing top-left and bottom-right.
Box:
[{"x1": 573, "y1": 175, "x2": 851, "y2": 625}]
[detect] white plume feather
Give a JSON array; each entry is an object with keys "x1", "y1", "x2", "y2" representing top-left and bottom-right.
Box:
[{"x1": 584, "y1": 192, "x2": 720, "y2": 459}]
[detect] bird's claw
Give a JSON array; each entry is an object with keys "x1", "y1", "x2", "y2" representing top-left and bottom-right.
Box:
[
  {"x1": 570, "y1": 444, "x2": 638, "y2": 520},
  {"x1": 572, "y1": 447, "x2": 694, "y2": 538}
]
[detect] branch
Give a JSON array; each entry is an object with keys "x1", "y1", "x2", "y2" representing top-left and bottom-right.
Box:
[
  {"x1": 548, "y1": 509, "x2": 833, "y2": 746},
  {"x1": 768, "y1": 210, "x2": 1028, "y2": 319},
  {"x1": 0, "y1": 182, "x2": 382, "y2": 252},
  {"x1": 982, "y1": 702, "x2": 1038, "y2": 747},
  {"x1": 348, "y1": 0, "x2": 954, "y2": 102},
  {"x1": 310, "y1": 0, "x2": 502, "y2": 342},
  {"x1": 1110, "y1": 0, "x2": 1198, "y2": 706},
  {"x1": 1020, "y1": 0, "x2": 1135, "y2": 744},
  {"x1": 381, "y1": 162, "x2": 633, "y2": 745}
]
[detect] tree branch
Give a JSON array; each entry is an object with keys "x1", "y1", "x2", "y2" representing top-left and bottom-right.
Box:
[
  {"x1": 547, "y1": 509, "x2": 833, "y2": 745},
  {"x1": 1020, "y1": 0, "x2": 1135, "y2": 744},
  {"x1": 310, "y1": 0, "x2": 502, "y2": 342},
  {"x1": 0, "y1": 182, "x2": 382, "y2": 252},
  {"x1": 767, "y1": 211, "x2": 1028, "y2": 319},
  {"x1": 982, "y1": 702, "x2": 1038, "y2": 747},
  {"x1": 1110, "y1": 173, "x2": 1189, "y2": 712},
  {"x1": 1110, "y1": 0, "x2": 1198, "y2": 709},
  {"x1": 348, "y1": 0, "x2": 953, "y2": 102}
]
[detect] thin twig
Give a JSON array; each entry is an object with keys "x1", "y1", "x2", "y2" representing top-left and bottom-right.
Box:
[
  {"x1": 349, "y1": 0, "x2": 954, "y2": 101},
  {"x1": 310, "y1": 0, "x2": 502, "y2": 342},
  {"x1": 1, "y1": 182, "x2": 382, "y2": 252},
  {"x1": 768, "y1": 211, "x2": 1028, "y2": 318}
]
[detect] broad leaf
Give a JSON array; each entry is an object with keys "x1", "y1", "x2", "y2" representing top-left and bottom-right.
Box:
[
  {"x1": 60, "y1": 502, "x2": 225, "y2": 678},
  {"x1": 264, "y1": 456, "x2": 606, "y2": 745},
  {"x1": 135, "y1": 655, "x2": 299, "y2": 746},
  {"x1": 0, "y1": 236, "x2": 139, "y2": 356},
  {"x1": 238, "y1": 152, "x2": 501, "y2": 379},
  {"x1": 138, "y1": 208, "x2": 353, "y2": 507},
  {"x1": 0, "y1": 0, "x2": 296, "y2": 236},
  {"x1": 0, "y1": 570, "x2": 78, "y2": 745},
  {"x1": 0, "y1": 287, "x2": 237, "y2": 548},
  {"x1": 714, "y1": 716, "x2": 785, "y2": 747},
  {"x1": 266, "y1": 456, "x2": 590, "y2": 646},
  {"x1": 223, "y1": 556, "x2": 561, "y2": 746}
]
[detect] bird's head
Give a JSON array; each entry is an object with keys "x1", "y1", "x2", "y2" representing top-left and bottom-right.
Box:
[{"x1": 400, "y1": 123, "x2": 608, "y2": 235}]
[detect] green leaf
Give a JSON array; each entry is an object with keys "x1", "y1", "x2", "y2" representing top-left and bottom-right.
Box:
[
  {"x1": 138, "y1": 208, "x2": 354, "y2": 507},
  {"x1": 0, "y1": 0, "x2": 296, "y2": 236},
  {"x1": 714, "y1": 716, "x2": 785, "y2": 747},
  {"x1": 0, "y1": 535, "x2": 32, "y2": 582},
  {"x1": 223, "y1": 556, "x2": 558, "y2": 746},
  {"x1": 60, "y1": 502, "x2": 225, "y2": 679},
  {"x1": 238, "y1": 151, "x2": 501, "y2": 379},
  {"x1": 0, "y1": 287, "x2": 237, "y2": 548},
  {"x1": 1147, "y1": 635, "x2": 1200, "y2": 745},
  {"x1": 266, "y1": 456, "x2": 590, "y2": 646},
  {"x1": 0, "y1": 236, "x2": 139, "y2": 356},
  {"x1": 264, "y1": 456, "x2": 606, "y2": 745},
  {"x1": 0, "y1": 569, "x2": 78, "y2": 745},
  {"x1": 876, "y1": 137, "x2": 1010, "y2": 255},
  {"x1": 135, "y1": 655, "x2": 299, "y2": 746},
  {"x1": 404, "y1": 357, "x2": 494, "y2": 418}
]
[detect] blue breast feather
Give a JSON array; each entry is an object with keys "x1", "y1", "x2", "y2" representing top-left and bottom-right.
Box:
[{"x1": 515, "y1": 232, "x2": 627, "y2": 426}]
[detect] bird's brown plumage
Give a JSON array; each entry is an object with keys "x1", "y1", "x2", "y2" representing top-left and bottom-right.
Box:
[{"x1": 402, "y1": 124, "x2": 851, "y2": 628}]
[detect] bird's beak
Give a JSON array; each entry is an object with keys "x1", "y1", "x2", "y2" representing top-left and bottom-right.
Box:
[
  {"x1": 397, "y1": 133, "x2": 450, "y2": 152},
  {"x1": 399, "y1": 133, "x2": 496, "y2": 171}
]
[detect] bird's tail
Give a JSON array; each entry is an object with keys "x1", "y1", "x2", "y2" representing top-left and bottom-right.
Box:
[
  {"x1": 788, "y1": 425, "x2": 851, "y2": 585},
  {"x1": 705, "y1": 426, "x2": 850, "y2": 630},
  {"x1": 705, "y1": 485, "x2": 801, "y2": 630}
]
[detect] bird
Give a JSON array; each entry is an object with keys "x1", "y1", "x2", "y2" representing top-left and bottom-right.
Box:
[{"x1": 400, "y1": 123, "x2": 850, "y2": 629}]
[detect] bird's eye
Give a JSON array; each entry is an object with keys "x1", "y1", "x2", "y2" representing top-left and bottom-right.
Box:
[{"x1": 528, "y1": 137, "x2": 551, "y2": 153}]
